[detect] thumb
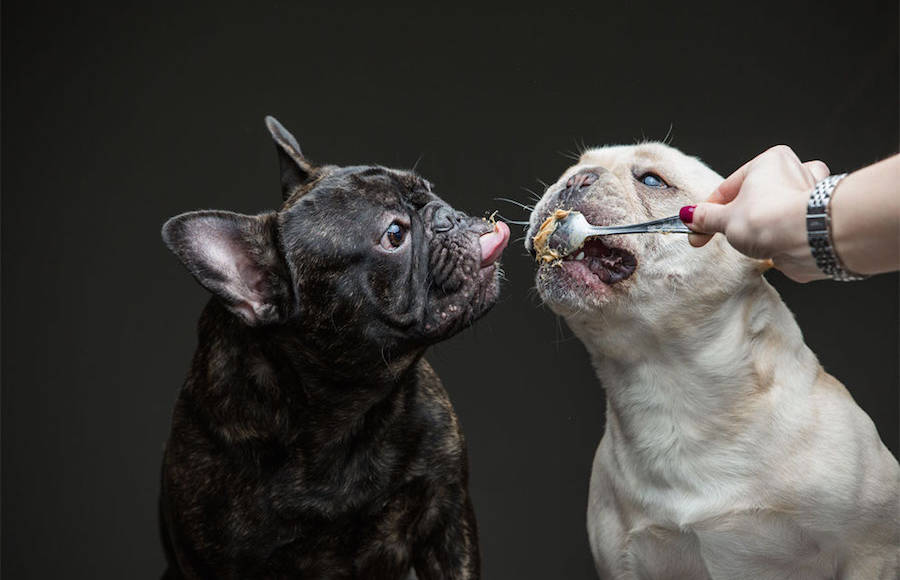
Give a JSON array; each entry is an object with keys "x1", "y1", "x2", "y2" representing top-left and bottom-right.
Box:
[{"x1": 687, "y1": 202, "x2": 730, "y2": 235}]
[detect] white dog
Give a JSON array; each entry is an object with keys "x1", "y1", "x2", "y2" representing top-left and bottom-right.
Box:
[{"x1": 525, "y1": 143, "x2": 899, "y2": 579}]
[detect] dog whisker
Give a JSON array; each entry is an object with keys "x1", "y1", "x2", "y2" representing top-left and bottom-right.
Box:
[
  {"x1": 521, "y1": 187, "x2": 544, "y2": 205},
  {"x1": 577, "y1": 137, "x2": 589, "y2": 156},
  {"x1": 494, "y1": 197, "x2": 534, "y2": 212},
  {"x1": 663, "y1": 123, "x2": 674, "y2": 145},
  {"x1": 495, "y1": 214, "x2": 530, "y2": 225},
  {"x1": 410, "y1": 152, "x2": 424, "y2": 172}
]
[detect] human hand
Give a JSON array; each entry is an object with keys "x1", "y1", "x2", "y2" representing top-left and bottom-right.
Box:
[{"x1": 681, "y1": 145, "x2": 830, "y2": 282}]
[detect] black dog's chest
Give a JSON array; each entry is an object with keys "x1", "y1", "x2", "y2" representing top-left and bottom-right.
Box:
[
  {"x1": 161, "y1": 366, "x2": 464, "y2": 578},
  {"x1": 263, "y1": 441, "x2": 430, "y2": 522},
  {"x1": 256, "y1": 476, "x2": 427, "y2": 578}
]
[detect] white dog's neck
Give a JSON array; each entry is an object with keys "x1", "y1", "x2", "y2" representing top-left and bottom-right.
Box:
[{"x1": 567, "y1": 277, "x2": 820, "y2": 492}]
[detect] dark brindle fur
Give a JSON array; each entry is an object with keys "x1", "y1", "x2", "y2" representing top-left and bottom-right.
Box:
[{"x1": 159, "y1": 117, "x2": 501, "y2": 579}]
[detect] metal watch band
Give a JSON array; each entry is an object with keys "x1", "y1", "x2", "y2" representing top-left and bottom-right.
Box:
[{"x1": 806, "y1": 173, "x2": 868, "y2": 281}]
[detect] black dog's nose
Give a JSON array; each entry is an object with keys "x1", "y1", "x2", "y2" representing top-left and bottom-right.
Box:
[{"x1": 433, "y1": 205, "x2": 463, "y2": 233}]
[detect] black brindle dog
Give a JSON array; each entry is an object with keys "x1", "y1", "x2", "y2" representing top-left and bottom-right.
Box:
[{"x1": 159, "y1": 117, "x2": 510, "y2": 579}]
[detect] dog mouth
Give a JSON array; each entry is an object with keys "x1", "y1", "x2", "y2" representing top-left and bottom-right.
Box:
[
  {"x1": 559, "y1": 238, "x2": 637, "y2": 284},
  {"x1": 528, "y1": 170, "x2": 641, "y2": 305},
  {"x1": 532, "y1": 205, "x2": 637, "y2": 286},
  {"x1": 421, "y1": 217, "x2": 509, "y2": 340}
]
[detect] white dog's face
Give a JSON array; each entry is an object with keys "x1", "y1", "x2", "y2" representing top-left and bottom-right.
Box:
[{"x1": 526, "y1": 143, "x2": 760, "y2": 322}]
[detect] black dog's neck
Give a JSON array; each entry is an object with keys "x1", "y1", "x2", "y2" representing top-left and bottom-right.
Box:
[{"x1": 187, "y1": 299, "x2": 423, "y2": 451}]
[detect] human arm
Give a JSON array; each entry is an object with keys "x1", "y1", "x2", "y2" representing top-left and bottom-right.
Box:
[
  {"x1": 828, "y1": 154, "x2": 900, "y2": 276},
  {"x1": 683, "y1": 145, "x2": 900, "y2": 282}
]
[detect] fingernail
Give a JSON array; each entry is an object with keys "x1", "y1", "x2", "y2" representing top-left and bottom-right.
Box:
[{"x1": 679, "y1": 205, "x2": 696, "y2": 224}]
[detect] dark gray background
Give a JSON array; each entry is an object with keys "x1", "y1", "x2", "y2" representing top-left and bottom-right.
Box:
[{"x1": 3, "y1": 1, "x2": 897, "y2": 578}]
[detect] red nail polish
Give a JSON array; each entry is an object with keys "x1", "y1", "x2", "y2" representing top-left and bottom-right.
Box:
[{"x1": 679, "y1": 205, "x2": 696, "y2": 224}]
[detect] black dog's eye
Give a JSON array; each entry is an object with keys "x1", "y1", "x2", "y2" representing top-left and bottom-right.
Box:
[
  {"x1": 638, "y1": 172, "x2": 668, "y2": 188},
  {"x1": 380, "y1": 222, "x2": 408, "y2": 250}
]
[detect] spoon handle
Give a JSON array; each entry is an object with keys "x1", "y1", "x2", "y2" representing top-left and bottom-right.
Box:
[{"x1": 586, "y1": 215, "x2": 692, "y2": 236}]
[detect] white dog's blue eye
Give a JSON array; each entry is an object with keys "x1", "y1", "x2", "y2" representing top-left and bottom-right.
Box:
[{"x1": 639, "y1": 173, "x2": 667, "y2": 188}]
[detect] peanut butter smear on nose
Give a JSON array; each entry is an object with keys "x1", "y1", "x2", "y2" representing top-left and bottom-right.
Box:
[{"x1": 532, "y1": 209, "x2": 571, "y2": 263}]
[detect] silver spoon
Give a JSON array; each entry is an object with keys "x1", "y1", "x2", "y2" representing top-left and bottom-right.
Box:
[{"x1": 536, "y1": 210, "x2": 691, "y2": 260}]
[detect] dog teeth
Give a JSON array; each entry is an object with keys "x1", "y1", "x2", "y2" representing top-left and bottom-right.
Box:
[{"x1": 575, "y1": 251, "x2": 585, "y2": 261}]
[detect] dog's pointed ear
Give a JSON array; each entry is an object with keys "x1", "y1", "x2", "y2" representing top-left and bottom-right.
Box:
[
  {"x1": 265, "y1": 115, "x2": 316, "y2": 200},
  {"x1": 162, "y1": 211, "x2": 292, "y2": 326}
]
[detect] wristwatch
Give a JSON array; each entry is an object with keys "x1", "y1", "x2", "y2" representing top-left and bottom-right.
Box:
[{"x1": 806, "y1": 173, "x2": 869, "y2": 281}]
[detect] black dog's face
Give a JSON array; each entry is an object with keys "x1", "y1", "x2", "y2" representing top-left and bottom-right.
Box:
[
  {"x1": 163, "y1": 117, "x2": 509, "y2": 369},
  {"x1": 279, "y1": 164, "x2": 508, "y2": 354}
]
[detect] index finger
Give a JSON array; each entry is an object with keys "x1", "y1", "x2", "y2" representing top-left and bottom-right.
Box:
[{"x1": 706, "y1": 157, "x2": 753, "y2": 205}]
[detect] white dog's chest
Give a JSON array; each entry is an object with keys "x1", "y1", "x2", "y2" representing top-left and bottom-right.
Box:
[{"x1": 620, "y1": 511, "x2": 837, "y2": 580}]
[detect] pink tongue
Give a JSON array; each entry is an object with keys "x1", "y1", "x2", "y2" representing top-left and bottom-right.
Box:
[{"x1": 479, "y1": 221, "x2": 510, "y2": 267}]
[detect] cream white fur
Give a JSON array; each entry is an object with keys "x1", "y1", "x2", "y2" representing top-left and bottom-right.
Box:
[{"x1": 526, "y1": 143, "x2": 900, "y2": 579}]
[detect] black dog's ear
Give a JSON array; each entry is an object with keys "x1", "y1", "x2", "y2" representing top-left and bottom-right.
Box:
[
  {"x1": 265, "y1": 115, "x2": 316, "y2": 201},
  {"x1": 162, "y1": 211, "x2": 292, "y2": 326}
]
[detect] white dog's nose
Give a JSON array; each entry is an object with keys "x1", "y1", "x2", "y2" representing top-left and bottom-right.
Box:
[
  {"x1": 566, "y1": 169, "x2": 600, "y2": 190},
  {"x1": 558, "y1": 167, "x2": 607, "y2": 206}
]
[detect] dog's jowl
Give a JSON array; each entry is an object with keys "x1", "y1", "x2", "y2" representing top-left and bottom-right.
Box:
[
  {"x1": 526, "y1": 143, "x2": 899, "y2": 579},
  {"x1": 159, "y1": 116, "x2": 509, "y2": 579}
]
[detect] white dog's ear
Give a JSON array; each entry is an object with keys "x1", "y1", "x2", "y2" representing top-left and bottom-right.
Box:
[{"x1": 162, "y1": 211, "x2": 292, "y2": 326}]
